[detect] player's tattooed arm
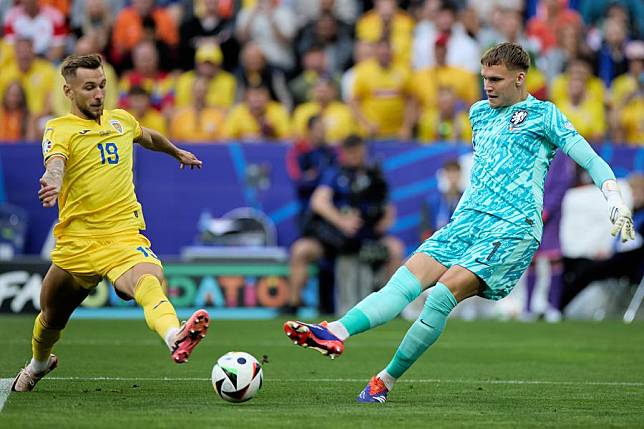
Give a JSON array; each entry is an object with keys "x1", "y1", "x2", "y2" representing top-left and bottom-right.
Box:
[
  {"x1": 39, "y1": 156, "x2": 66, "y2": 208},
  {"x1": 136, "y1": 127, "x2": 203, "y2": 169}
]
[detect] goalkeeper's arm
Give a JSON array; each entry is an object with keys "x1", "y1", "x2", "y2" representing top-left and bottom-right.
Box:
[{"x1": 563, "y1": 138, "x2": 636, "y2": 242}]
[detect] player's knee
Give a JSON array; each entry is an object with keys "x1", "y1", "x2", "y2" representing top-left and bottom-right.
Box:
[{"x1": 38, "y1": 310, "x2": 67, "y2": 331}]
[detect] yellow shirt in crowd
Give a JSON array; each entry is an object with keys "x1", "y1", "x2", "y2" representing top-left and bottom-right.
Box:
[
  {"x1": 0, "y1": 59, "x2": 56, "y2": 114},
  {"x1": 222, "y1": 101, "x2": 290, "y2": 140},
  {"x1": 619, "y1": 97, "x2": 643, "y2": 145},
  {"x1": 174, "y1": 70, "x2": 236, "y2": 109},
  {"x1": 356, "y1": 9, "x2": 414, "y2": 66},
  {"x1": 412, "y1": 66, "x2": 480, "y2": 108},
  {"x1": 136, "y1": 109, "x2": 167, "y2": 135},
  {"x1": 352, "y1": 59, "x2": 413, "y2": 138},
  {"x1": 170, "y1": 107, "x2": 226, "y2": 142},
  {"x1": 291, "y1": 101, "x2": 356, "y2": 145},
  {"x1": 558, "y1": 97, "x2": 606, "y2": 141},
  {"x1": 550, "y1": 74, "x2": 605, "y2": 106},
  {"x1": 42, "y1": 109, "x2": 146, "y2": 238}
]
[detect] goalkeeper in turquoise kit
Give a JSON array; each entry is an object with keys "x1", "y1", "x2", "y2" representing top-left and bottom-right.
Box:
[{"x1": 283, "y1": 42, "x2": 636, "y2": 403}]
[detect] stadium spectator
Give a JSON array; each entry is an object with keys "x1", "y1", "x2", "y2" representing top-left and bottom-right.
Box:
[
  {"x1": 557, "y1": 70, "x2": 607, "y2": 142},
  {"x1": 170, "y1": 75, "x2": 226, "y2": 142},
  {"x1": 3, "y1": 0, "x2": 68, "y2": 61},
  {"x1": 341, "y1": 40, "x2": 374, "y2": 101},
  {"x1": 356, "y1": 0, "x2": 414, "y2": 66},
  {"x1": 595, "y1": 16, "x2": 630, "y2": 87},
  {"x1": 560, "y1": 173, "x2": 644, "y2": 313},
  {"x1": 178, "y1": 0, "x2": 239, "y2": 72},
  {"x1": 289, "y1": 45, "x2": 335, "y2": 105},
  {"x1": 118, "y1": 40, "x2": 175, "y2": 114},
  {"x1": 417, "y1": 86, "x2": 471, "y2": 143},
  {"x1": 235, "y1": 42, "x2": 292, "y2": 111},
  {"x1": 52, "y1": 35, "x2": 119, "y2": 118},
  {"x1": 610, "y1": 40, "x2": 644, "y2": 108},
  {"x1": 222, "y1": 84, "x2": 291, "y2": 141},
  {"x1": 412, "y1": 0, "x2": 480, "y2": 72},
  {"x1": 286, "y1": 114, "x2": 338, "y2": 231},
  {"x1": 614, "y1": 84, "x2": 643, "y2": 146},
  {"x1": 0, "y1": 36, "x2": 15, "y2": 72},
  {"x1": 70, "y1": 0, "x2": 124, "y2": 43},
  {"x1": 0, "y1": 81, "x2": 36, "y2": 142},
  {"x1": 295, "y1": 11, "x2": 354, "y2": 75},
  {"x1": 235, "y1": 0, "x2": 298, "y2": 73},
  {"x1": 291, "y1": 76, "x2": 356, "y2": 145},
  {"x1": 348, "y1": 38, "x2": 415, "y2": 139},
  {"x1": 69, "y1": 0, "x2": 113, "y2": 54},
  {"x1": 412, "y1": 33, "x2": 479, "y2": 112},
  {"x1": 127, "y1": 85, "x2": 168, "y2": 135},
  {"x1": 111, "y1": 0, "x2": 179, "y2": 68},
  {"x1": 538, "y1": 20, "x2": 592, "y2": 84},
  {"x1": 287, "y1": 135, "x2": 403, "y2": 311},
  {"x1": 175, "y1": 44, "x2": 236, "y2": 110},
  {"x1": 580, "y1": 0, "x2": 643, "y2": 39},
  {"x1": 523, "y1": 151, "x2": 575, "y2": 322},
  {"x1": 0, "y1": 38, "x2": 56, "y2": 124},
  {"x1": 421, "y1": 159, "x2": 464, "y2": 238},
  {"x1": 292, "y1": 0, "x2": 359, "y2": 26},
  {"x1": 551, "y1": 57, "x2": 605, "y2": 106},
  {"x1": 526, "y1": 0, "x2": 582, "y2": 54},
  {"x1": 609, "y1": 40, "x2": 643, "y2": 145}
]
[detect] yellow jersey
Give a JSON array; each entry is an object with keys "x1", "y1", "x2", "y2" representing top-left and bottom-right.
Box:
[
  {"x1": 291, "y1": 101, "x2": 356, "y2": 145},
  {"x1": 42, "y1": 109, "x2": 146, "y2": 238},
  {"x1": 221, "y1": 102, "x2": 291, "y2": 140},
  {"x1": 610, "y1": 73, "x2": 637, "y2": 108},
  {"x1": 412, "y1": 66, "x2": 480, "y2": 108},
  {"x1": 619, "y1": 97, "x2": 643, "y2": 145},
  {"x1": 0, "y1": 58, "x2": 56, "y2": 114},
  {"x1": 170, "y1": 106, "x2": 225, "y2": 142},
  {"x1": 557, "y1": 97, "x2": 606, "y2": 141},
  {"x1": 174, "y1": 70, "x2": 236, "y2": 109},
  {"x1": 550, "y1": 74, "x2": 605, "y2": 106},
  {"x1": 417, "y1": 108, "x2": 472, "y2": 143},
  {"x1": 356, "y1": 10, "x2": 414, "y2": 66},
  {"x1": 352, "y1": 59, "x2": 413, "y2": 137}
]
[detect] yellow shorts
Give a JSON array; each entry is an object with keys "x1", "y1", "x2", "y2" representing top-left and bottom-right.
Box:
[{"x1": 51, "y1": 233, "x2": 163, "y2": 289}]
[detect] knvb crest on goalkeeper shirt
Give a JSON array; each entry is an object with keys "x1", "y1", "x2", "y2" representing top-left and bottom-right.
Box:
[{"x1": 509, "y1": 109, "x2": 528, "y2": 130}]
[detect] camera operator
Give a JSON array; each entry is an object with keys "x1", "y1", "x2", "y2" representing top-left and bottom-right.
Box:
[{"x1": 288, "y1": 135, "x2": 404, "y2": 312}]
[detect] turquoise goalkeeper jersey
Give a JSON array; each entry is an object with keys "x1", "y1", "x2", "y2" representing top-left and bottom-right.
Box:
[{"x1": 455, "y1": 94, "x2": 585, "y2": 241}]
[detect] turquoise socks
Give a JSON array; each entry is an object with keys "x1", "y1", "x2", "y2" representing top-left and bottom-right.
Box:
[
  {"x1": 384, "y1": 282, "x2": 457, "y2": 379},
  {"x1": 337, "y1": 266, "x2": 422, "y2": 336}
]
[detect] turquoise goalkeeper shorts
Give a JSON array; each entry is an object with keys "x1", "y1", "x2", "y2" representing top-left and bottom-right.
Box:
[{"x1": 416, "y1": 209, "x2": 540, "y2": 300}]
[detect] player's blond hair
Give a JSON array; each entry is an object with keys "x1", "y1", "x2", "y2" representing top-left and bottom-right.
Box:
[
  {"x1": 480, "y1": 42, "x2": 530, "y2": 71},
  {"x1": 61, "y1": 54, "x2": 103, "y2": 82}
]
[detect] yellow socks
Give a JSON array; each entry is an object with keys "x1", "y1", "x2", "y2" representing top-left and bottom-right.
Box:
[
  {"x1": 32, "y1": 313, "x2": 61, "y2": 364},
  {"x1": 133, "y1": 274, "x2": 180, "y2": 342}
]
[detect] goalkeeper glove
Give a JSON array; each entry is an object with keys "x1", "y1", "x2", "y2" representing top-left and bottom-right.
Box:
[{"x1": 608, "y1": 202, "x2": 636, "y2": 243}]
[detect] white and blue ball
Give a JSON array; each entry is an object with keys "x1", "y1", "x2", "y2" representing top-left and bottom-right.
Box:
[{"x1": 211, "y1": 352, "x2": 263, "y2": 402}]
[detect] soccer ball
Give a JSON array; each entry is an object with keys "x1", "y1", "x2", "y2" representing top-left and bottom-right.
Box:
[{"x1": 211, "y1": 352, "x2": 263, "y2": 402}]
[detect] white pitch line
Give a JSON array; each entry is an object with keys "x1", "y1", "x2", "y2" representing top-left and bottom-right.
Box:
[
  {"x1": 43, "y1": 377, "x2": 644, "y2": 387},
  {"x1": 0, "y1": 378, "x2": 13, "y2": 412}
]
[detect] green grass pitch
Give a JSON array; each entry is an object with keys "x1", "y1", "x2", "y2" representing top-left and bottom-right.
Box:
[{"x1": 1, "y1": 315, "x2": 643, "y2": 428}]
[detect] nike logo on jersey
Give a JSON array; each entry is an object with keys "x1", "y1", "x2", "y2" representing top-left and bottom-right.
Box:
[{"x1": 79, "y1": 129, "x2": 91, "y2": 135}]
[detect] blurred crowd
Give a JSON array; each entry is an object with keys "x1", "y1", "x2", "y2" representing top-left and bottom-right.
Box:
[{"x1": 0, "y1": 0, "x2": 642, "y2": 145}]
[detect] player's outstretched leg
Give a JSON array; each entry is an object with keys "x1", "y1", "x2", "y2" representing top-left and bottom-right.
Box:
[
  {"x1": 11, "y1": 354, "x2": 59, "y2": 392},
  {"x1": 132, "y1": 273, "x2": 209, "y2": 363},
  {"x1": 284, "y1": 266, "x2": 423, "y2": 357},
  {"x1": 357, "y1": 283, "x2": 457, "y2": 403},
  {"x1": 283, "y1": 320, "x2": 344, "y2": 358},
  {"x1": 169, "y1": 309, "x2": 210, "y2": 363},
  {"x1": 12, "y1": 311, "x2": 62, "y2": 391}
]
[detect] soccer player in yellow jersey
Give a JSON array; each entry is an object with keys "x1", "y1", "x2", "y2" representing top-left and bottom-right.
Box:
[{"x1": 11, "y1": 54, "x2": 209, "y2": 392}]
